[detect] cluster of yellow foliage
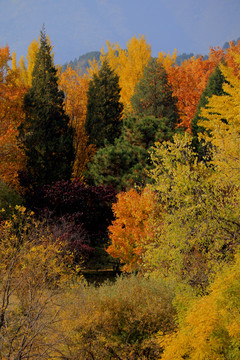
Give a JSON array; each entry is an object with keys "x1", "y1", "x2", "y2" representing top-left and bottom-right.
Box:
[
  {"x1": 160, "y1": 252, "x2": 240, "y2": 359},
  {"x1": 100, "y1": 35, "x2": 152, "y2": 109},
  {"x1": 0, "y1": 206, "x2": 78, "y2": 358},
  {"x1": 12, "y1": 39, "x2": 39, "y2": 86},
  {"x1": 59, "y1": 66, "x2": 95, "y2": 179},
  {"x1": 200, "y1": 51, "x2": 240, "y2": 185}
]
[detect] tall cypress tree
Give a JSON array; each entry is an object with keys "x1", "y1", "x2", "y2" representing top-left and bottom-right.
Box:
[
  {"x1": 19, "y1": 27, "x2": 74, "y2": 189},
  {"x1": 85, "y1": 59, "x2": 123, "y2": 148}
]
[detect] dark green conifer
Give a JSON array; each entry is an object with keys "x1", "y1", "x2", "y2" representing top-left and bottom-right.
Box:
[
  {"x1": 85, "y1": 114, "x2": 175, "y2": 191},
  {"x1": 131, "y1": 57, "x2": 180, "y2": 132},
  {"x1": 85, "y1": 59, "x2": 182, "y2": 190},
  {"x1": 85, "y1": 59, "x2": 123, "y2": 148},
  {"x1": 18, "y1": 27, "x2": 74, "y2": 189}
]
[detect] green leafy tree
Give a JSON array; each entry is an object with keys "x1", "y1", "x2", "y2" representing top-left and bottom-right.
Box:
[
  {"x1": 191, "y1": 65, "x2": 226, "y2": 160},
  {"x1": 131, "y1": 57, "x2": 180, "y2": 132},
  {"x1": 85, "y1": 114, "x2": 174, "y2": 190},
  {"x1": 85, "y1": 59, "x2": 123, "y2": 148},
  {"x1": 18, "y1": 27, "x2": 74, "y2": 190}
]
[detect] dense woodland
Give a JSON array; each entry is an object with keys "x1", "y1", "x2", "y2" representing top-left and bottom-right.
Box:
[{"x1": 0, "y1": 28, "x2": 240, "y2": 359}]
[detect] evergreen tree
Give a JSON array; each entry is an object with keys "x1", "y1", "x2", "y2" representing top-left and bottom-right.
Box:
[
  {"x1": 191, "y1": 65, "x2": 226, "y2": 160},
  {"x1": 18, "y1": 27, "x2": 74, "y2": 190},
  {"x1": 85, "y1": 59, "x2": 123, "y2": 148},
  {"x1": 131, "y1": 57, "x2": 180, "y2": 131},
  {"x1": 85, "y1": 114, "x2": 174, "y2": 191}
]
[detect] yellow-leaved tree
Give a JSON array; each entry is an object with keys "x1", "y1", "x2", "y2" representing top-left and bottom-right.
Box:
[
  {"x1": 59, "y1": 66, "x2": 95, "y2": 179},
  {"x1": 100, "y1": 35, "x2": 152, "y2": 110},
  {"x1": 13, "y1": 35, "x2": 53, "y2": 87},
  {"x1": 159, "y1": 251, "x2": 240, "y2": 360},
  {"x1": 158, "y1": 49, "x2": 177, "y2": 70},
  {"x1": 143, "y1": 131, "x2": 240, "y2": 291},
  {"x1": 200, "y1": 51, "x2": 240, "y2": 185},
  {"x1": 0, "y1": 206, "x2": 78, "y2": 358},
  {"x1": 12, "y1": 38, "x2": 39, "y2": 86}
]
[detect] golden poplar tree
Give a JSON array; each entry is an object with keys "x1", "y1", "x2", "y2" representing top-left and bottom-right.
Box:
[
  {"x1": 200, "y1": 51, "x2": 240, "y2": 184},
  {"x1": 59, "y1": 66, "x2": 95, "y2": 179},
  {"x1": 100, "y1": 35, "x2": 152, "y2": 109}
]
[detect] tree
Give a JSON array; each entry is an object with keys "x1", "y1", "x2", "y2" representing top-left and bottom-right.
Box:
[
  {"x1": 0, "y1": 46, "x2": 27, "y2": 190},
  {"x1": 12, "y1": 38, "x2": 40, "y2": 87},
  {"x1": 85, "y1": 114, "x2": 175, "y2": 191},
  {"x1": 85, "y1": 138, "x2": 145, "y2": 191},
  {"x1": 200, "y1": 52, "x2": 240, "y2": 185},
  {"x1": 107, "y1": 187, "x2": 157, "y2": 272},
  {"x1": 191, "y1": 65, "x2": 227, "y2": 160},
  {"x1": 131, "y1": 57, "x2": 180, "y2": 133},
  {"x1": 0, "y1": 206, "x2": 77, "y2": 359},
  {"x1": 18, "y1": 27, "x2": 74, "y2": 191},
  {"x1": 26, "y1": 179, "x2": 117, "y2": 263},
  {"x1": 59, "y1": 66, "x2": 95, "y2": 179},
  {"x1": 160, "y1": 252, "x2": 240, "y2": 360},
  {"x1": 101, "y1": 35, "x2": 152, "y2": 109},
  {"x1": 165, "y1": 49, "x2": 224, "y2": 131},
  {"x1": 85, "y1": 59, "x2": 123, "y2": 148},
  {"x1": 144, "y1": 133, "x2": 240, "y2": 291}
]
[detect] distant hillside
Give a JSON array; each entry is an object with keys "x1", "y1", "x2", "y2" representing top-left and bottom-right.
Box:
[
  {"x1": 175, "y1": 53, "x2": 209, "y2": 65},
  {"x1": 62, "y1": 51, "x2": 206, "y2": 73},
  {"x1": 62, "y1": 51, "x2": 101, "y2": 73},
  {"x1": 62, "y1": 37, "x2": 240, "y2": 73},
  {"x1": 222, "y1": 37, "x2": 240, "y2": 50}
]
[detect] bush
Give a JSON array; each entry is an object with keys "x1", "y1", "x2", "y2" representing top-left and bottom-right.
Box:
[
  {"x1": 60, "y1": 275, "x2": 176, "y2": 359},
  {"x1": 24, "y1": 179, "x2": 117, "y2": 262},
  {"x1": 0, "y1": 206, "x2": 78, "y2": 358},
  {"x1": 0, "y1": 180, "x2": 23, "y2": 220}
]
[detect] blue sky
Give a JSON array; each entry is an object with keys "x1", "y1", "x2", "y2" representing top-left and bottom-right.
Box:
[{"x1": 1, "y1": 0, "x2": 240, "y2": 65}]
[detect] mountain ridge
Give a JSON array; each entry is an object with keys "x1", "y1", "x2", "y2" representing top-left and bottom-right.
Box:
[{"x1": 62, "y1": 37, "x2": 240, "y2": 74}]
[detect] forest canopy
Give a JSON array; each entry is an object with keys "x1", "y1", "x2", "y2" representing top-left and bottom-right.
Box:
[{"x1": 1, "y1": 30, "x2": 240, "y2": 359}]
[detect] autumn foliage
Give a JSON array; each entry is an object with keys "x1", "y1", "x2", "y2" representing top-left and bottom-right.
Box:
[
  {"x1": 163, "y1": 48, "x2": 224, "y2": 131},
  {"x1": 0, "y1": 46, "x2": 27, "y2": 189},
  {"x1": 107, "y1": 187, "x2": 157, "y2": 271},
  {"x1": 59, "y1": 66, "x2": 95, "y2": 179},
  {"x1": 2, "y1": 31, "x2": 240, "y2": 359},
  {"x1": 100, "y1": 35, "x2": 152, "y2": 109}
]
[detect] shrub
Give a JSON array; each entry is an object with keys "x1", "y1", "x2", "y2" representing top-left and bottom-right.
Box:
[{"x1": 60, "y1": 275, "x2": 176, "y2": 359}]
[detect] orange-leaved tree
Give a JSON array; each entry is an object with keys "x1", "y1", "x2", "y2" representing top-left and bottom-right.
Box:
[
  {"x1": 163, "y1": 48, "x2": 224, "y2": 132},
  {"x1": 107, "y1": 187, "x2": 158, "y2": 272},
  {"x1": 0, "y1": 46, "x2": 27, "y2": 190}
]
